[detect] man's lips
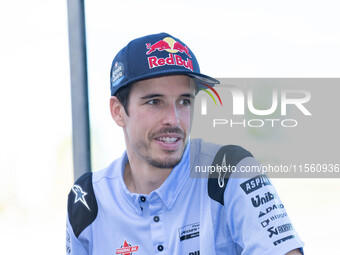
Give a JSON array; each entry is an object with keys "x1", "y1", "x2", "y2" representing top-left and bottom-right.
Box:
[{"x1": 154, "y1": 134, "x2": 182, "y2": 144}]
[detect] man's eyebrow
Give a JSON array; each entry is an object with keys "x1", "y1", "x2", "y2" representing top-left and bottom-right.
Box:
[
  {"x1": 140, "y1": 93, "x2": 194, "y2": 100},
  {"x1": 140, "y1": 94, "x2": 164, "y2": 100},
  {"x1": 183, "y1": 93, "x2": 195, "y2": 99}
]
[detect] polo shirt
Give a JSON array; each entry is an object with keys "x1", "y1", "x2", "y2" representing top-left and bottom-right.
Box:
[{"x1": 67, "y1": 139, "x2": 304, "y2": 254}]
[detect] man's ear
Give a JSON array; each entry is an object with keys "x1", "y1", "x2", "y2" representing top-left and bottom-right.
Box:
[{"x1": 110, "y1": 96, "x2": 126, "y2": 127}]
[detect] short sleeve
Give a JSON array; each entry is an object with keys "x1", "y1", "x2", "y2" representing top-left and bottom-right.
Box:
[
  {"x1": 66, "y1": 172, "x2": 98, "y2": 255},
  {"x1": 224, "y1": 157, "x2": 304, "y2": 255},
  {"x1": 66, "y1": 216, "x2": 88, "y2": 255}
]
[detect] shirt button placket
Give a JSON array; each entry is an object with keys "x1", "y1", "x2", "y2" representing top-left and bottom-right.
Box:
[
  {"x1": 149, "y1": 199, "x2": 166, "y2": 253},
  {"x1": 157, "y1": 245, "x2": 164, "y2": 252},
  {"x1": 139, "y1": 196, "x2": 147, "y2": 213}
]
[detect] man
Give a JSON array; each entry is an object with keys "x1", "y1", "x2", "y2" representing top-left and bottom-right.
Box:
[{"x1": 67, "y1": 32, "x2": 304, "y2": 254}]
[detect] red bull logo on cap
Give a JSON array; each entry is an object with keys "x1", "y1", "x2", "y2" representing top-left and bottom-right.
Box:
[
  {"x1": 146, "y1": 37, "x2": 193, "y2": 71},
  {"x1": 146, "y1": 37, "x2": 191, "y2": 57}
]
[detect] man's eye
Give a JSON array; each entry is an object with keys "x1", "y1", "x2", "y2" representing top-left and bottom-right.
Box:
[
  {"x1": 179, "y1": 99, "x2": 191, "y2": 106},
  {"x1": 146, "y1": 99, "x2": 160, "y2": 105}
]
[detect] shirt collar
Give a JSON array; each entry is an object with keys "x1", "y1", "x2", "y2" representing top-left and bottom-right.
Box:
[
  {"x1": 118, "y1": 153, "x2": 144, "y2": 215},
  {"x1": 118, "y1": 144, "x2": 190, "y2": 212},
  {"x1": 153, "y1": 143, "x2": 190, "y2": 209}
]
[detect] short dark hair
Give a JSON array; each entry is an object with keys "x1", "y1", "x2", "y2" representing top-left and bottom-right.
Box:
[{"x1": 114, "y1": 83, "x2": 134, "y2": 115}]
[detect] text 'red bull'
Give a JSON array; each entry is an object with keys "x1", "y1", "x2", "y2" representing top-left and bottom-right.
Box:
[{"x1": 148, "y1": 54, "x2": 193, "y2": 71}]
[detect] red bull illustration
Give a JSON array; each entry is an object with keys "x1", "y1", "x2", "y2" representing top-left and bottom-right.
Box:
[
  {"x1": 173, "y1": 41, "x2": 191, "y2": 57},
  {"x1": 146, "y1": 40, "x2": 171, "y2": 55}
]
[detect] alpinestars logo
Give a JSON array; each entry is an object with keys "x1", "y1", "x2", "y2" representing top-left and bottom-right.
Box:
[
  {"x1": 116, "y1": 240, "x2": 139, "y2": 255},
  {"x1": 218, "y1": 153, "x2": 228, "y2": 188},
  {"x1": 72, "y1": 185, "x2": 90, "y2": 211}
]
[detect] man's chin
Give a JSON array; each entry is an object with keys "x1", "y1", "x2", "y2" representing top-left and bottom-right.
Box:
[
  {"x1": 146, "y1": 155, "x2": 182, "y2": 169},
  {"x1": 145, "y1": 142, "x2": 187, "y2": 169},
  {"x1": 148, "y1": 159, "x2": 181, "y2": 168}
]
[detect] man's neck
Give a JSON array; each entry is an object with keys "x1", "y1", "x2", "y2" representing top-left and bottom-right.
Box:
[{"x1": 123, "y1": 160, "x2": 172, "y2": 195}]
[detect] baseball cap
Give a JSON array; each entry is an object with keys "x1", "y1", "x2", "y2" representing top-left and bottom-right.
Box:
[{"x1": 110, "y1": 32, "x2": 219, "y2": 96}]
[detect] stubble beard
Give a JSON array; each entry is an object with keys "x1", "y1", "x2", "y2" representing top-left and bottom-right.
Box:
[
  {"x1": 145, "y1": 152, "x2": 182, "y2": 169},
  {"x1": 142, "y1": 127, "x2": 186, "y2": 169}
]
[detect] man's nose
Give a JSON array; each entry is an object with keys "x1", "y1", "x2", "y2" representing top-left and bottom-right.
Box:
[{"x1": 162, "y1": 104, "x2": 180, "y2": 127}]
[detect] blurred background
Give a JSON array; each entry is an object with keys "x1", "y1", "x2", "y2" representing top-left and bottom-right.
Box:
[{"x1": 0, "y1": 0, "x2": 339, "y2": 254}]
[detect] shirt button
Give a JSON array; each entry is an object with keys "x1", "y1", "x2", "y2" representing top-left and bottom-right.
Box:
[
  {"x1": 153, "y1": 216, "x2": 160, "y2": 222},
  {"x1": 140, "y1": 196, "x2": 146, "y2": 202},
  {"x1": 157, "y1": 245, "x2": 164, "y2": 252}
]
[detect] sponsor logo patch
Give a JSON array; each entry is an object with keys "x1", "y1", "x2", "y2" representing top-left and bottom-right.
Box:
[
  {"x1": 146, "y1": 37, "x2": 193, "y2": 71},
  {"x1": 258, "y1": 203, "x2": 285, "y2": 218},
  {"x1": 270, "y1": 212, "x2": 288, "y2": 222},
  {"x1": 240, "y1": 174, "x2": 271, "y2": 195},
  {"x1": 111, "y1": 62, "x2": 124, "y2": 87},
  {"x1": 260, "y1": 212, "x2": 288, "y2": 228},
  {"x1": 273, "y1": 235, "x2": 295, "y2": 246},
  {"x1": 261, "y1": 219, "x2": 270, "y2": 228},
  {"x1": 146, "y1": 37, "x2": 191, "y2": 57},
  {"x1": 72, "y1": 185, "x2": 90, "y2": 211},
  {"x1": 178, "y1": 223, "x2": 200, "y2": 242},
  {"x1": 116, "y1": 240, "x2": 139, "y2": 255},
  {"x1": 267, "y1": 223, "x2": 293, "y2": 238},
  {"x1": 251, "y1": 191, "x2": 276, "y2": 207}
]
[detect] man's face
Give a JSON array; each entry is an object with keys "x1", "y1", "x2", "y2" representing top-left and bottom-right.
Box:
[{"x1": 120, "y1": 75, "x2": 194, "y2": 169}]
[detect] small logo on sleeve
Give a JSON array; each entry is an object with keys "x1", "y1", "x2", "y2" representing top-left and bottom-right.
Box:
[
  {"x1": 273, "y1": 235, "x2": 295, "y2": 246},
  {"x1": 267, "y1": 223, "x2": 294, "y2": 238},
  {"x1": 260, "y1": 212, "x2": 288, "y2": 228},
  {"x1": 251, "y1": 191, "x2": 277, "y2": 207},
  {"x1": 240, "y1": 174, "x2": 271, "y2": 194},
  {"x1": 116, "y1": 240, "x2": 139, "y2": 255},
  {"x1": 72, "y1": 185, "x2": 90, "y2": 211},
  {"x1": 258, "y1": 203, "x2": 285, "y2": 218}
]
